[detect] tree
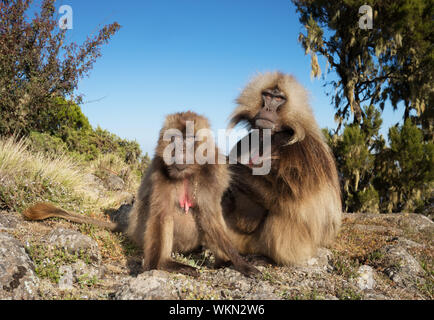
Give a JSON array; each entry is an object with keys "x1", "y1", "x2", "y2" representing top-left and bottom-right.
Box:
[
  {"x1": 0, "y1": 0, "x2": 121, "y2": 135},
  {"x1": 37, "y1": 97, "x2": 92, "y2": 135},
  {"x1": 294, "y1": 0, "x2": 434, "y2": 214},
  {"x1": 293, "y1": 0, "x2": 433, "y2": 136},
  {"x1": 325, "y1": 105, "x2": 383, "y2": 212},
  {"x1": 374, "y1": 119, "x2": 434, "y2": 212}
]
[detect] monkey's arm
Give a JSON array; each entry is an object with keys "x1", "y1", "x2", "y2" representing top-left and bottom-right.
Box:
[
  {"x1": 230, "y1": 163, "x2": 274, "y2": 208},
  {"x1": 222, "y1": 163, "x2": 272, "y2": 234},
  {"x1": 222, "y1": 186, "x2": 268, "y2": 234}
]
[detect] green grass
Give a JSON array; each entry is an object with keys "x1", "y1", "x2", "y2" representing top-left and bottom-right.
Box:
[
  {"x1": 330, "y1": 252, "x2": 360, "y2": 279},
  {"x1": 76, "y1": 274, "x2": 100, "y2": 289},
  {"x1": 282, "y1": 289, "x2": 325, "y2": 300},
  {"x1": 26, "y1": 244, "x2": 92, "y2": 284},
  {"x1": 336, "y1": 287, "x2": 363, "y2": 300}
]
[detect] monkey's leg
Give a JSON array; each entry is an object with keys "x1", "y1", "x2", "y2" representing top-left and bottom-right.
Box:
[
  {"x1": 143, "y1": 210, "x2": 199, "y2": 277},
  {"x1": 198, "y1": 211, "x2": 260, "y2": 277}
]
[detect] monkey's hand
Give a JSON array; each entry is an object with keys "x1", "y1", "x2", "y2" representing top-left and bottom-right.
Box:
[
  {"x1": 215, "y1": 257, "x2": 261, "y2": 278},
  {"x1": 233, "y1": 261, "x2": 261, "y2": 278}
]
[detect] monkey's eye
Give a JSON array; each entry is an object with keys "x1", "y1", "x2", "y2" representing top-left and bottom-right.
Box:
[{"x1": 275, "y1": 97, "x2": 282, "y2": 101}]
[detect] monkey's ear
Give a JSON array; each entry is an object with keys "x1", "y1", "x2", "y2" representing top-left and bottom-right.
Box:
[{"x1": 285, "y1": 122, "x2": 306, "y2": 145}]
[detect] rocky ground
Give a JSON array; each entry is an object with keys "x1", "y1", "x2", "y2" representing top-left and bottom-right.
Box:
[{"x1": 0, "y1": 179, "x2": 432, "y2": 300}]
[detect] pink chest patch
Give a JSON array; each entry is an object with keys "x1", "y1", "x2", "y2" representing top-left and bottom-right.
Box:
[
  {"x1": 249, "y1": 152, "x2": 261, "y2": 167},
  {"x1": 178, "y1": 179, "x2": 195, "y2": 214}
]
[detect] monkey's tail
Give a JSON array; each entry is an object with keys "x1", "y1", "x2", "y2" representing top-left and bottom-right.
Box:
[{"x1": 23, "y1": 203, "x2": 118, "y2": 231}]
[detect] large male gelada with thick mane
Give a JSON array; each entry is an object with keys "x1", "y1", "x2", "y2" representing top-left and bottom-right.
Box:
[{"x1": 223, "y1": 71, "x2": 342, "y2": 265}]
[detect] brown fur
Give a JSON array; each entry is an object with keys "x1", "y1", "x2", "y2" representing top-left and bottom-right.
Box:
[
  {"x1": 127, "y1": 111, "x2": 258, "y2": 276},
  {"x1": 24, "y1": 112, "x2": 259, "y2": 277},
  {"x1": 223, "y1": 72, "x2": 342, "y2": 265}
]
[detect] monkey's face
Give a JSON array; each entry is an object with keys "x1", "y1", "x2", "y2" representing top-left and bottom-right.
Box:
[
  {"x1": 231, "y1": 72, "x2": 311, "y2": 147},
  {"x1": 156, "y1": 112, "x2": 213, "y2": 180},
  {"x1": 253, "y1": 87, "x2": 287, "y2": 133},
  {"x1": 165, "y1": 131, "x2": 201, "y2": 179}
]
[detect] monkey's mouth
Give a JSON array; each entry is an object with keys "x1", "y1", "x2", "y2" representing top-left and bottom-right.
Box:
[
  {"x1": 255, "y1": 118, "x2": 276, "y2": 130},
  {"x1": 169, "y1": 164, "x2": 194, "y2": 178},
  {"x1": 173, "y1": 164, "x2": 188, "y2": 172}
]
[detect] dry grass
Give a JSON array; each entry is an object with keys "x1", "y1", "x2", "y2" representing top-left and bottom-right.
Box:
[
  {"x1": 0, "y1": 135, "x2": 88, "y2": 189},
  {"x1": 0, "y1": 135, "x2": 90, "y2": 211},
  {"x1": 91, "y1": 153, "x2": 140, "y2": 192},
  {"x1": 0, "y1": 135, "x2": 139, "y2": 264}
]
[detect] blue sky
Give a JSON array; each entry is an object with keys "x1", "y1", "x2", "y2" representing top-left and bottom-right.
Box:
[{"x1": 45, "y1": 0, "x2": 402, "y2": 155}]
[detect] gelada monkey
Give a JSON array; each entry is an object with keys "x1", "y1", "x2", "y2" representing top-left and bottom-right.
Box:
[
  {"x1": 24, "y1": 112, "x2": 259, "y2": 277},
  {"x1": 222, "y1": 72, "x2": 342, "y2": 266}
]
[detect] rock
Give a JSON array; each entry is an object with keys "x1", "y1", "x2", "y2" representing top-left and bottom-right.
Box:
[
  {"x1": 379, "y1": 245, "x2": 425, "y2": 287},
  {"x1": 58, "y1": 260, "x2": 103, "y2": 291},
  {"x1": 363, "y1": 292, "x2": 389, "y2": 300},
  {"x1": 401, "y1": 214, "x2": 433, "y2": 232},
  {"x1": 115, "y1": 270, "x2": 177, "y2": 300},
  {"x1": 84, "y1": 173, "x2": 104, "y2": 187},
  {"x1": 302, "y1": 248, "x2": 333, "y2": 271},
  {"x1": 355, "y1": 265, "x2": 375, "y2": 291},
  {"x1": 118, "y1": 192, "x2": 135, "y2": 205},
  {"x1": 0, "y1": 213, "x2": 20, "y2": 230},
  {"x1": 83, "y1": 173, "x2": 107, "y2": 197},
  {"x1": 72, "y1": 260, "x2": 104, "y2": 281},
  {"x1": 105, "y1": 174, "x2": 125, "y2": 191},
  {"x1": 115, "y1": 270, "x2": 226, "y2": 300},
  {"x1": 58, "y1": 266, "x2": 74, "y2": 291},
  {"x1": 109, "y1": 204, "x2": 132, "y2": 231},
  {"x1": 0, "y1": 232, "x2": 39, "y2": 299},
  {"x1": 345, "y1": 213, "x2": 433, "y2": 233},
  {"x1": 353, "y1": 224, "x2": 402, "y2": 235},
  {"x1": 393, "y1": 237, "x2": 424, "y2": 249},
  {"x1": 44, "y1": 228, "x2": 100, "y2": 262},
  {"x1": 247, "y1": 282, "x2": 281, "y2": 300}
]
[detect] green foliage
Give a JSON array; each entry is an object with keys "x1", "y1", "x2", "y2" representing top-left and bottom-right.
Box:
[
  {"x1": 26, "y1": 244, "x2": 92, "y2": 284},
  {"x1": 0, "y1": 1, "x2": 148, "y2": 215},
  {"x1": 336, "y1": 287, "x2": 363, "y2": 300},
  {"x1": 38, "y1": 97, "x2": 92, "y2": 135},
  {"x1": 293, "y1": 0, "x2": 433, "y2": 137},
  {"x1": 28, "y1": 131, "x2": 68, "y2": 155},
  {"x1": 26, "y1": 98, "x2": 150, "y2": 182},
  {"x1": 326, "y1": 116, "x2": 433, "y2": 213},
  {"x1": 0, "y1": 0, "x2": 120, "y2": 136},
  {"x1": 327, "y1": 106, "x2": 381, "y2": 212},
  {"x1": 59, "y1": 123, "x2": 150, "y2": 178},
  {"x1": 330, "y1": 252, "x2": 360, "y2": 279},
  {"x1": 294, "y1": 1, "x2": 433, "y2": 213},
  {"x1": 374, "y1": 119, "x2": 434, "y2": 212}
]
